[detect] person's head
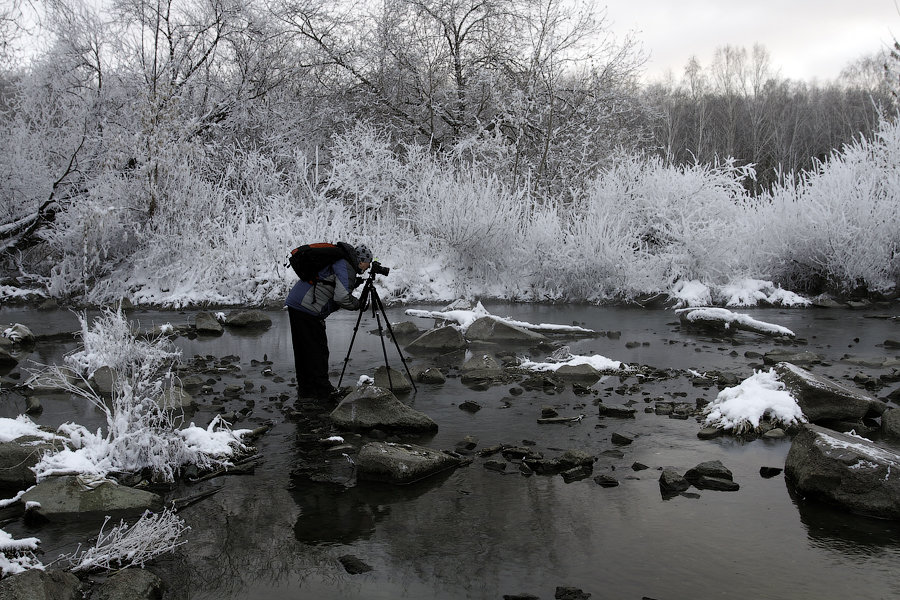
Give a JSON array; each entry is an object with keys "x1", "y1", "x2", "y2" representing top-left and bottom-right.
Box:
[{"x1": 355, "y1": 244, "x2": 372, "y2": 272}]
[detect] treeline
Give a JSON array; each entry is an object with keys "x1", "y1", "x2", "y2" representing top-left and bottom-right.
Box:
[{"x1": 644, "y1": 45, "x2": 896, "y2": 192}]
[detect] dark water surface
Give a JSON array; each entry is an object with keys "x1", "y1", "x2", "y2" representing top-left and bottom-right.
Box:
[{"x1": 2, "y1": 303, "x2": 899, "y2": 600}]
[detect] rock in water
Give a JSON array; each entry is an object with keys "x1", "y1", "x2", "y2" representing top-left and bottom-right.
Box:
[
  {"x1": 194, "y1": 311, "x2": 224, "y2": 335},
  {"x1": 465, "y1": 317, "x2": 546, "y2": 343},
  {"x1": 785, "y1": 424, "x2": 900, "y2": 519},
  {"x1": 0, "y1": 569, "x2": 82, "y2": 600},
  {"x1": 373, "y1": 365, "x2": 413, "y2": 393},
  {"x1": 356, "y1": 441, "x2": 460, "y2": 484},
  {"x1": 774, "y1": 362, "x2": 881, "y2": 423},
  {"x1": 405, "y1": 326, "x2": 467, "y2": 353},
  {"x1": 330, "y1": 386, "x2": 437, "y2": 433},
  {"x1": 21, "y1": 476, "x2": 163, "y2": 519}
]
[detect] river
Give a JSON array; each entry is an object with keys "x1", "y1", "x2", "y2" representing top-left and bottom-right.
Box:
[{"x1": 1, "y1": 302, "x2": 899, "y2": 600}]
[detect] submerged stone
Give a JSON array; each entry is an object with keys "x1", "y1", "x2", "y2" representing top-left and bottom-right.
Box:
[
  {"x1": 356, "y1": 441, "x2": 460, "y2": 484},
  {"x1": 330, "y1": 386, "x2": 437, "y2": 433}
]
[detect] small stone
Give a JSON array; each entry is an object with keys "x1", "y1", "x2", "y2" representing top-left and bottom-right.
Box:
[
  {"x1": 593, "y1": 474, "x2": 619, "y2": 488},
  {"x1": 339, "y1": 554, "x2": 373, "y2": 574},
  {"x1": 555, "y1": 586, "x2": 592, "y2": 600},
  {"x1": 759, "y1": 466, "x2": 783, "y2": 478},
  {"x1": 697, "y1": 426, "x2": 723, "y2": 440},
  {"x1": 459, "y1": 400, "x2": 482, "y2": 413},
  {"x1": 631, "y1": 462, "x2": 649, "y2": 471},
  {"x1": 611, "y1": 432, "x2": 633, "y2": 446},
  {"x1": 484, "y1": 460, "x2": 508, "y2": 473},
  {"x1": 560, "y1": 465, "x2": 593, "y2": 483}
]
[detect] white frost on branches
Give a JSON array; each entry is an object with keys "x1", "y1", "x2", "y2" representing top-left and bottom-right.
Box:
[{"x1": 64, "y1": 508, "x2": 189, "y2": 572}]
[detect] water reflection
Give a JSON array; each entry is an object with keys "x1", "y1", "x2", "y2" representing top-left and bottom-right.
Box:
[
  {"x1": 788, "y1": 484, "x2": 900, "y2": 555},
  {"x1": 292, "y1": 471, "x2": 455, "y2": 546}
]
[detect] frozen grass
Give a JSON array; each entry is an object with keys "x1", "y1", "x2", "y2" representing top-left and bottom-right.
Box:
[{"x1": 65, "y1": 508, "x2": 189, "y2": 572}]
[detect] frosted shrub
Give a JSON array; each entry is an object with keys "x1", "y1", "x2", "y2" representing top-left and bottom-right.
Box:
[
  {"x1": 65, "y1": 508, "x2": 189, "y2": 572},
  {"x1": 327, "y1": 122, "x2": 410, "y2": 215},
  {"x1": 65, "y1": 307, "x2": 180, "y2": 379},
  {"x1": 750, "y1": 117, "x2": 900, "y2": 294},
  {"x1": 405, "y1": 164, "x2": 526, "y2": 277},
  {"x1": 34, "y1": 309, "x2": 247, "y2": 481}
]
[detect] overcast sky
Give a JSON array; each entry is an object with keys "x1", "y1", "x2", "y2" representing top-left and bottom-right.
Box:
[{"x1": 605, "y1": 0, "x2": 900, "y2": 83}]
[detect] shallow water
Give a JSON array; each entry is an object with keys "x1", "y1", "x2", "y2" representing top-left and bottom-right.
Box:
[{"x1": 2, "y1": 302, "x2": 899, "y2": 599}]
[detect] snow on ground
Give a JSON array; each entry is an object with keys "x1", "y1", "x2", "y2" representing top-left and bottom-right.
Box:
[
  {"x1": 668, "y1": 280, "x2": 713, "y2": 307},
  {"x1": 676, "y1": 306, "x2": 796, "y2": 336},
  {"x1": 519, "y1": 354, "x2": 625, "y2": 372},
  {"x1": 668, "y1": 278, "x2": 810, "y2": 308},
  {"x1": 405, "y1": 301, "x2": 596, "y2": 334},
  {"x1": 703, "y1": 369, "x2": 806, "y2": 433},
  {"x1": 0, "y1": 528, "x2": 43, "y2": 576},
  {"x1": 0, "y1": 416, "x2": 62, "y2": 443},
  {"x1": 719, "y1": 279, "x2": 811, "y2": 307}
]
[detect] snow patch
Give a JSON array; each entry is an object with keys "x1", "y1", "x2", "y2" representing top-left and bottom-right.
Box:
[{"x1": 702, "y1": 369, "x2": 806, "y2": 433}]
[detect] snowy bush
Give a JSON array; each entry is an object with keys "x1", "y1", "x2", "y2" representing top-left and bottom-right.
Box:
[
  {"x1": 749, "y1": 117, "x2": 900, "y2": 295},
  {"x1": 65, "y1": 508, "x2": 189, "y2": 572},
  {"x1": 33, "y1": 309, "x2": 248, "y2": 481}
]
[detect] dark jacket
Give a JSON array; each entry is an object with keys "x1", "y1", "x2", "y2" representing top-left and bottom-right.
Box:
[{"x1": 285, "y1": 258, "x2": 360, "y2": 318}]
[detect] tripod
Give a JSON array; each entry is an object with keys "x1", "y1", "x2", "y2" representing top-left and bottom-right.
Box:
[{"x1": 338, "y1": 270, "x2": 418, "y2": 393}]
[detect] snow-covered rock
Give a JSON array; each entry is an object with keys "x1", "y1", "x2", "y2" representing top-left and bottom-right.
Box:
[
  {"x1": 677, "y1": 307, "x2": 794, "y2": 337},
  {"x1": 464, "y1": 316, "x2": 546, "y2": 343},
  {"x1": 785, "y1": 424, "x2": 900, "y2": 519},
  {"x1": 774, "y1": 362, "x2": 882, "y2": 423}
]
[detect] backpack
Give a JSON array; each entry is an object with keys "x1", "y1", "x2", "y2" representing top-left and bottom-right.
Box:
[{"x1": 287, "y1": 242, "x2": 354, "y2": 282}]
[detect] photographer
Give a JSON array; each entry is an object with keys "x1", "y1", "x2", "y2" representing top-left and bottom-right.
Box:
[{"x1": 285, "y1": 243, "x2": 372, "y2": 401}]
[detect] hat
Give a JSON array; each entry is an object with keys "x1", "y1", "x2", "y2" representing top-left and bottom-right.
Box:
[{"x1": 355, "y1": 244, "x2": 373, "y2": 264}]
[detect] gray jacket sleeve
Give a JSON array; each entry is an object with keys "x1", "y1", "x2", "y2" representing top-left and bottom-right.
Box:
[{"x1": 332, "y1": 259, "x2": 360, "y2": 311}]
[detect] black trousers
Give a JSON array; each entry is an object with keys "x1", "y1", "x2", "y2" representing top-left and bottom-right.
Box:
[{"x1": 288, "y1": 307, "x2": 332, "y2": 398}]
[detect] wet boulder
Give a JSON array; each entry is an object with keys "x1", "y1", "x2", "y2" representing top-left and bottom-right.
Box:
[
  {"x1": 460, "y1": 354, "x2": 503, "y2": 387},
  {"x1": 387, "y1": 321, "x2": 421, "y2": 340},
  {"x1": 0, "y1": 569, "x2": 82, "y2": 600},
  {"x1": 465, "y1": 317, "x2": 546, "y2": 343},
  {"x1": 373, "y1": 365, "x2": 413, "y2": 393},
  {"x1": 194, "y1": 311, "x2": 224, "y2": 335},
  {"x1": 774, "y1": 362, "x2": 881, "y2": 423},
  {"x1": 413, "y1": 367, "x2": 446, "y2": 385},
  {"x1": 405, "y1": 326, "x2": 467, "y2": 353},
  {"x1": 93, "y1": 568, "x2": 165, "y2": 600},
  {"x1": 659, "y1": 468, "x2": 690, "y2": 494},
  {"x1": 785, "y1": 423, "x2": 900, "y2": 519},
  {"x1": 881, "y1": 407, "x2": 900, "y2": 439},
  {"x1": 356, "y1": 441, "x2": 460, "y2": 484},
  {"x1": 764, "y1": 350, "x2": 823, "y2": 367},
  {"x1": 0, "y1": 439, "x2": 60, "y2": 490},
  {"x1": 0, "y1": 340, "x2": 18, "y2": 369},
  {"x1": 90, "y1": 366, "x2": 117, "y2": 398},
  {"x1": 224, "y1": 310, "x2": 271, "y2": 329},
  {"x1": 2, "y1": 323, "x2": 35, "y2": 346},
  {"x1": 554, "y1": 363, "x2": 603, "y2": 382},
  {"x1": 156, "y1": 384, "x2": 196, "y2": 412},
  {"x1": 330, "y1": 386, "x2": 437, "y2": 433},
  {"x1": 20, "y1": 476, "x2": 163, "y2": 519}
]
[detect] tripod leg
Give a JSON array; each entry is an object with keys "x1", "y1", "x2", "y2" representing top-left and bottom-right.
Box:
[
  {"x1": 338, "y1": 279, "x2": 372, "y2": 389},
  {"x1": 371, "y1": 288, "x2": 418, "y2": 393}
]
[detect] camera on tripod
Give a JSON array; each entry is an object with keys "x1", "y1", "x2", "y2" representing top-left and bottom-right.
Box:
[{"x1": 370, "y1": 261, "x2": 390, "y2": 277}]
